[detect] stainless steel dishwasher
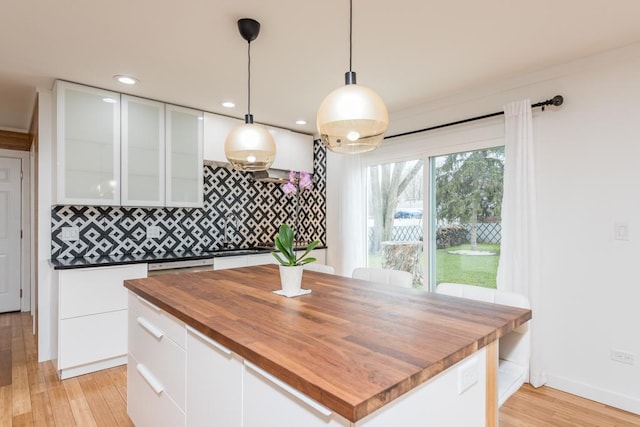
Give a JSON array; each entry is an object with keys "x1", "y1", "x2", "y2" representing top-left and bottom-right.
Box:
[{"x1": 147, "y1": 258, "x2": 214, "y2": 276}]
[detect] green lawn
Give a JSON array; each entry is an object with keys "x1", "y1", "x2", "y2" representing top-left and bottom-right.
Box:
[
  {"x1": 368, "y1": 243, "x2": 500, "y2": 289},
  {"x1": 436, "y1": 243, "x2": 499, "y2": 289}
]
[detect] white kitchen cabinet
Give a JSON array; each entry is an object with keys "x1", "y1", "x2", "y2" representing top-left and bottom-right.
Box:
[
  {"x1": 203, "y1": 112, "x2": 243, "y2": 164},
  {"x1": 121, "y1": 95, "x2": 165, "y2": 206},
  {"x1": 246, "y1": 253, "x2": 276, "y2": 266},
  {"x1": 213, "y1": 255, "x2": 249, "y2": 270},
  {"x1": 55, "y1": 263, "x2": 147, "y2": 379},
  {"x1": 214, "y1": 249, "x2": 324, "y2": 271},
  {"x1": 186, "y1": 326, "x2": 243, "y2": 427},
  {"x1": 203, "y1": 111, "x2": 313, "y2": 173},
  {"x1": 55, "y1": 80, "x2": 121, "y2": 205},
  {"x1": 166, "y1": 104, "x2": 203, "y2": 208},
  {"x1": 243, "y1": 361, "x2": 350, "y2": 427},
  {"x1": 128, "y1": 292, "x2": 186, "y2": 427},
  {"x1": 268, "y1": 127, "x2": 314, "y2": 173}
]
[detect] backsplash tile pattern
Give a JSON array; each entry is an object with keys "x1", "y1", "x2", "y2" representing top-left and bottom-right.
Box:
[{"x1": 51, "y1": 141, "x2": 326, "y2": 258}]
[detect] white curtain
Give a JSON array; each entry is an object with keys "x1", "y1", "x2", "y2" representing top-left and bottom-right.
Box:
[
  {"x1": 327, "y1": 151, "x2": 366, "y2": 276},
  {"x1": 497, "y1": 99, "x2": 546, "y2": 387}
]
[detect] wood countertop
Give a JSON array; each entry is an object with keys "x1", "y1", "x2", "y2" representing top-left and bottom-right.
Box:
[{"x1": 124, "y1": 264, "x2": 531, "y2": 422}]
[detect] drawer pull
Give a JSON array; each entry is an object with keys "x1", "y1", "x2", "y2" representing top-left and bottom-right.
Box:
[
  {"x1": 137, "y1": 296, "x2": 160, "y2": 311},
  {"x1": 187, "y1": 326, "x2": 231, "y2": 356},
  {"x1": 137, "y1": 317, "x2": 164, "y2": 340},
  {"x1": 244, "y1": 361, "x2": 332, "y2": 417},
  {"x1": 136, "y1": 363, "x2": 164, "y2": 395}
]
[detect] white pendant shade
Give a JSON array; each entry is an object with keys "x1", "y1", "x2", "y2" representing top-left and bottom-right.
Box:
[
  {"x1": 225, "y1": 122, "x2": 276, "y2": 171},
  {"x1": 317, "y1": 83, "x2": 388, "y2": 154}
]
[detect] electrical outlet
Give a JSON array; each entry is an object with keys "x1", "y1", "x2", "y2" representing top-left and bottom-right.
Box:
[
  {"x1": 60, "y1": 226, "x2": 79, "y2": 241},
  {"x1": 146, "y1": 226, "x2": 161, "y2": 239},
  {"x1": 614, "y1": 222, "x2": 629, "y2": 240},
  {"x1": 457, "y1": 356, "x2": 479, "y2": 394},
  {"x1": 611, "y1": 349, "x2": 635, "y2": 365}
]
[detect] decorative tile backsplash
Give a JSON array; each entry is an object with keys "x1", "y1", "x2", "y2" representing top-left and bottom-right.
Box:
[{"x1": 51, "y1": 141, "x2": 327, "y2": 258}]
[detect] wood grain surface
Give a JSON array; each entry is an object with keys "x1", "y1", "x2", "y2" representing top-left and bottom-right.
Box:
[{"x1": 124, "y1": 264, "x2": 531, "y2": 422}]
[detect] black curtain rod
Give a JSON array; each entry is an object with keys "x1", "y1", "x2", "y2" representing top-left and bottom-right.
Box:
[{"x1": 384, "y1": 95, "x2": 564, "y2": 140}]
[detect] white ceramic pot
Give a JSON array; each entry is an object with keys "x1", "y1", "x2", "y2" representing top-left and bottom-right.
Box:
[{"x1": 279, "y1": 265, "x2": 303, "y2": 296}]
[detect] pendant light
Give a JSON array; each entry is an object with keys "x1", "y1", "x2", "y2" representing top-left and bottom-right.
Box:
[
  {"x1": 225, "y1": 18, "x2": 276, "y2": 171},
  {"x1": 316, "y1": 0, "x2": 388, "y2": 154}
]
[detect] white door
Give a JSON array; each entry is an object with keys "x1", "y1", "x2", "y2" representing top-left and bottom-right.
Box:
[{"x1": 0, "y1": 157, "x2": 21, "y2": 312}]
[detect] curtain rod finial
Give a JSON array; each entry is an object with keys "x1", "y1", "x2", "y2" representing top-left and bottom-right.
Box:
[{"x1": 552, "y1": 95, "x2": 564, "y2": 106}]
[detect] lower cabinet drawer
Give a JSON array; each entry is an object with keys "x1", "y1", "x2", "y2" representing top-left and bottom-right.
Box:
[
  {"x1": 242, "y1": 361, "x2": 349, "y2": 427},
  {"x1": 129, "y1": 305, "x2": 186, "y2": 409},
  {"x1": 127, "y1": 354, "x2": 185, "y2": 427},
  {"x1": 129, "y1": 292, "x2": 185, "y2": 348},
  {"x1": 59, "y1": 310, "x2": 127, "y2": 370}
]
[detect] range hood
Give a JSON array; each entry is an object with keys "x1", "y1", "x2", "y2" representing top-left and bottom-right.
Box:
[{"x1": 250, "y1": 169, "x2": 291, "y2": 183}]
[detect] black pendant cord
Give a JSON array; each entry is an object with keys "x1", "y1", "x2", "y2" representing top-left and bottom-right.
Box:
[
  {"x1": 383, "y1": 95, "x2": 564, "y2": 140},
  {"x1": 349, "y1": 0, "x2": 353, "y2": 73},
  {"x1": 247, "y1": 41, "x2": 252, "y2": 117}
]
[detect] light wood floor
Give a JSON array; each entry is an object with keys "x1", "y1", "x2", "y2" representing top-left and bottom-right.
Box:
[{"x1": 1, "y1": 311, "x2": 639, "y2": 426}]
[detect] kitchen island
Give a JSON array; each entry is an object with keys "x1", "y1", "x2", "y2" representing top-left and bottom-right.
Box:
[{"x1": 124, "y1": 264, "x2": 531, "y2": 426}]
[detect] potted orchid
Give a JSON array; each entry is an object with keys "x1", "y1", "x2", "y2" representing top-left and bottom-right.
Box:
[
  {"x1": 281, "y1": 170, "x2": 313, "y2": 246},
  {"x1": 282, "y1": 170, "x2": 313, "y2": 195},
  {"x1": 272, "y1": 224, "x2": 320, "y2": 296}
]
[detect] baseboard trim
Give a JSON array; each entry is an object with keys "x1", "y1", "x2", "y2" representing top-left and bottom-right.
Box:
[
  {"x1": 59, "y1": 355, "x2": 127, "y2": 380},
  {"x1": 545, "y1": 373, "x2": 640, "y2": 415}
]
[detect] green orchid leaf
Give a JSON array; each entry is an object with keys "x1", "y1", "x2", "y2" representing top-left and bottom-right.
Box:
[{"x1": 295, "y1": 239, "x2": 320, "y2": 264}]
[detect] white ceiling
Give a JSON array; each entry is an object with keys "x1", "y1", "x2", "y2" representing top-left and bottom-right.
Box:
[{"x1": 2, "y1": 0, "x2": 640, "y2": 136}]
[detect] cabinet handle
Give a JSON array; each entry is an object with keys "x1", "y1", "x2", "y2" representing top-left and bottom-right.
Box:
[
  {"x1": 244, "y1": 361, "x2": 332, "y2": 417},
  {"x1": 186, "y1": 326, "x2": 231, "y2": 356},
  {"x1": 136, "y1": 363, "x2": 164, "y2": 395},
  {"x1": 137, "y1": 295, "x2": 160, "y2": 311},
  {"x1": 137, "y1": 316, "x2": 164, "y2": 340}
]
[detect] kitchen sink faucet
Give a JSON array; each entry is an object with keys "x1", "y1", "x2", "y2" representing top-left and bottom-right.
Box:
[{"x1": 223, "y1": 212, "x2": 239, "y2": 247}]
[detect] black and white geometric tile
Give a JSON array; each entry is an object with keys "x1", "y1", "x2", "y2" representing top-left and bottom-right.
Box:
[{"x1": 51, "y1": 140, "x2": 327, "y2": 258}]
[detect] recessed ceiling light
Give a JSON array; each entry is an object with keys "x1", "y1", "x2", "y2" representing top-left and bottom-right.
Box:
[
  {"x1": 114, "y1": 75, "x2": 138, "y2": 85},
  {"x1": 295, "y1": 120, "x2": 307, "y2": 125},
  {"x1": 221, "y1": 101, "x2": 236, "y2": 108}
]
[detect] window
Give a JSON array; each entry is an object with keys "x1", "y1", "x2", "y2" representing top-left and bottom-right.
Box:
[
  {"x1": 429, "y1": 147, "x2": 504, "y2": 290},
  {"x1": 366, "y1": 160, "x2": 424, "y2": 287}
]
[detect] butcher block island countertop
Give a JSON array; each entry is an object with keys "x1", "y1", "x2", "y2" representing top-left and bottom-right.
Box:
[{"x1": 124, "y1": 264, "x2": 531, "y2": 424}]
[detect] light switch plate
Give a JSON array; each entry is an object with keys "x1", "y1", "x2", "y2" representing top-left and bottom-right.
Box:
[
  {"x1": 60, "y1": 226, "x2": 79, "y2": 241},
  {"x1": 615, "y1": 222, "x2": 629, "y2": 240}
]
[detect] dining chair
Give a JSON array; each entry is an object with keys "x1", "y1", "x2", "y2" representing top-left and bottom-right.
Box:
[
  {"x1": 435, "y1": 282, "x2": 530, "y2": 407},
  {"x1": 352, "y1": 267, "x2": 413, "y2": 288}
]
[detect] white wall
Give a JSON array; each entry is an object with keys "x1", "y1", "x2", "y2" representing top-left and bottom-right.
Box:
[
  {"x1": 326, "y1": 43, "x2": 640, "y2": 413},
  {"x1": 36, "y1": 88, "x2": 55, "y2": 362}
]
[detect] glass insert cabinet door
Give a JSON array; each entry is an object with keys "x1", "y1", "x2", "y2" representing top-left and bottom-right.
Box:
[
  {"x1": 55, "y1": 81, "x2": 121, "y2": 205},
  {"x1": 121, "y1": 95, "x2": 165, "y2": 207},
  {"x1": 165, "y1": 104, "x2": 203, "y2": 208}
]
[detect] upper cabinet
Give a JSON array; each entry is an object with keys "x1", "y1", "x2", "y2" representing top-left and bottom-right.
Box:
[
  {"x1": 121, "y1": 95, "x2": 165, "y2": 207},
  {"x1": 55, "y1": 81, "x2": 121, "y2": 205},
  {"x1": 54, "y1": 81, "x2": 203, "y2": 208},
  {"x1": 203, "y1": 113, "x2": 242, "y2": 165},
  {"x1": 268, "y1": 127, "x2": 314, "y2": 173},
  {"x1": 203, "y1": 113, "x2": 314, "y2": 173},
  {"x1": 166, "y1": 105, "x2": 203, "y2": 208}
]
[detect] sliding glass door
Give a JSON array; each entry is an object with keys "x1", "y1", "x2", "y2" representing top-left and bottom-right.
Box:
[
  {"x1": 429, "y1": 147, "x2": 504, "y2": 290},
  {"x1": 366, "y1": 160, "x2": 424, "y2": 287}
]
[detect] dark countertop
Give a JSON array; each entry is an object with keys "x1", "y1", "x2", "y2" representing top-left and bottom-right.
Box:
[
  {"x1": 50, "y1": 245, "x2": 327, "y2": 270},
  {"x1": 124, "y1": 264, "x2": 532, "y2": 422}
]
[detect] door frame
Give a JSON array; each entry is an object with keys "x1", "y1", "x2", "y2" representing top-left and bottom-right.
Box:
[{"x1": 0, "y1": 148, "x2": 31, "y2": 312}]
